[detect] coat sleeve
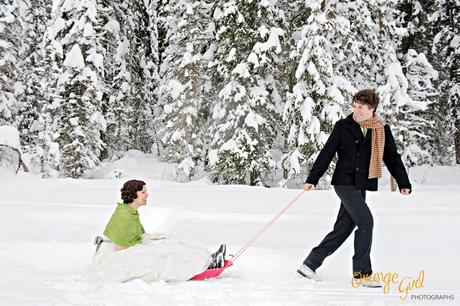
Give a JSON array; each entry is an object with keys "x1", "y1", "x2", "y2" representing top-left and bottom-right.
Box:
[
  {"x1": 383, "y1": 125, "x2": 412, "y2": 191},
  {"x1": 305, "y1": 122, "x2": 341, "y2": 185}
]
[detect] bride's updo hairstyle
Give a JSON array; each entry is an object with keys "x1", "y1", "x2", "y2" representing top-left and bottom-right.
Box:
[{"x1": 121, "y1": 180, "x2": 146, "y2": 204}]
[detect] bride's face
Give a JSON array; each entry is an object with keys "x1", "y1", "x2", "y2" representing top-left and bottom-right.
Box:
[{"x1": 133, "y1": 185, "x2": 148, "y2": 206}]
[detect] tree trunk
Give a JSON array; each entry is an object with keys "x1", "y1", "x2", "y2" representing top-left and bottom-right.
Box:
[
  {"x1": 283, "y1": 130, "x2": 289, "y2": 180},
  {"x1": 391, "y1": 176, "x2": 397, "y2": 192},
  {"x1": 455, "y1": 128, "x2": 460, "y2": 164},
  {"x1": 250, "y1": 169, "x2": 259, "y2": 186}
]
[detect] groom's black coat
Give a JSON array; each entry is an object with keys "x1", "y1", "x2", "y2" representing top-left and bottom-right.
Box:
[{"x1": 305, "y1": 114, "x2": 412, "y2": 191}]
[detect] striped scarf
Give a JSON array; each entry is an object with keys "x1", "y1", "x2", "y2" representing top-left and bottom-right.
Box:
[{"x1": 353, "y1": 113, "x2": 386, "y2": 179}]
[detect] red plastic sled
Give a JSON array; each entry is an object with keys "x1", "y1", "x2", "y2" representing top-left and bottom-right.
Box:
[{"x1": 190, "y1": 260, "x2": 233, "y2": 280}]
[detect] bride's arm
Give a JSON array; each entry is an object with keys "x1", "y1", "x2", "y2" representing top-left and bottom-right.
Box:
[{"x1": 115, "y1": 244, "x2": 127, "y2": 251}]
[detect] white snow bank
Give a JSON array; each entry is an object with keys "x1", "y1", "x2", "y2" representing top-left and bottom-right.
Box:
[
  {"x1": 407, "y1": 164, "x2": 460, "y2": 186},
  {"x1": 377, "y1": 164, "x2": 460, "y2": 189},
  {"x1": 88, "y1": 149, "x2": 460, "y2": 188},
  {"x1": 86, "y1": 150, "x2": 178, "y2": 181}
]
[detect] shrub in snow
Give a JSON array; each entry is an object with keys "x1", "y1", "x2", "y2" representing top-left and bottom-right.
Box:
[{"x1": 0, "y1": 125, "x2": 28, "y2": 173}]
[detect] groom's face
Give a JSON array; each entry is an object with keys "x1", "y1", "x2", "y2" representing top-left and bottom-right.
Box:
[{"x1": 352, "y1": 101, "x2": 374, "y2": 121}]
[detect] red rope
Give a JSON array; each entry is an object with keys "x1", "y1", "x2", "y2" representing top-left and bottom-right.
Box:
[{"x1": 230, "y1": 190, "x2": 306, "y2": 263}]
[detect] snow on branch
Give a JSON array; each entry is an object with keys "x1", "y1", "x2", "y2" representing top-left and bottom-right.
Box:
[{"x1": 0, "y1": 126, "x2": 29, "y2": 174}]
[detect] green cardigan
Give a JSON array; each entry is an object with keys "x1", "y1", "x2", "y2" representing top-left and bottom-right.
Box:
[{"x1": 103, "y1": 203, "x2": 145, "y2": 247}]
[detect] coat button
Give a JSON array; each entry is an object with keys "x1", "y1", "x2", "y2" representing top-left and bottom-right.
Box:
[
  {"x1": 356, "y1": 167, "x2": 359, "y2": 171},
  {"x1": 355, "y1": 140, "x2": 359, "y2": 144}
]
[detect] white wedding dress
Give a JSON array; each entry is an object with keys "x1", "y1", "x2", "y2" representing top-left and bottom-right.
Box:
[{"x1": 85, "y1": 234, "x2": 212, "y2": 282}]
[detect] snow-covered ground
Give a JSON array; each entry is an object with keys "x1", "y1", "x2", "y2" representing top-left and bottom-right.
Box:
[{"x1": 0, "y1": 163, "x2": 459, "y2": 305}]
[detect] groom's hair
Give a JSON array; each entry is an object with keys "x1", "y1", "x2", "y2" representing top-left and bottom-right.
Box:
[
  {"x1": 121, "y1": 179, "x2": 146, "y2": 204},
  {"x1": 353, "y1": 90, "x2": 380, "y2": 112}
]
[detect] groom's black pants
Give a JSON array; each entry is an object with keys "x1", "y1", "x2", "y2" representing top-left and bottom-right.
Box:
[{"x1": 303, "y1": 185, "x2": 374, "y2": 277}]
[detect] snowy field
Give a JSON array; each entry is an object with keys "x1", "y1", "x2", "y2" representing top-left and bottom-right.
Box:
[{"x1": 0, "y1": 164, "x2": 459, "y2": 305}]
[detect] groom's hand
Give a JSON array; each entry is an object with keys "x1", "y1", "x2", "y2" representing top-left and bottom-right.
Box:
[
  {"x1": 400, "y1": 188, "x2": 411, "y2": 195},
  {"x1": 304, "y1": 183, "x2": 315, "y2": 191}
]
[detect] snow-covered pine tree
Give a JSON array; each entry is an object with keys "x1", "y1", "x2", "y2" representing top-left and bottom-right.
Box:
[
  {"x1": 397, "y1": 0, "x2": 440, "y2": 165},
  {"x1": 0, "y1": 1, "x2": 21, "y2": 125},
  {"x1": 124, "y1": 0, "x2": 158, "y2": 154},
  {"x1": 402, "y1": 49, "x2": 438, "y2": 166},
  {"x1": 152, "y1": 0, "x2": 171, "y2": 158},
  {"x1": 431, "y1": 0, "x2": 460, "y2": 164},
  {"x1": 25, "y1": 0, "x2": 68, "y2": 177},
  {"x1": 145, "y1": 0, "x2": 162, "y2": 157},
  {"x1": 156, "y1": 0, "x2": 170, "y2": 68},
  {"x1": 158, "y1": 0, "x2": 214, "y2": 181},
  {"x1": 281, "y1": 0, "x2": 351, "y2": 187},
  {"x1": 399, "y1": 0, "x2": 432, "y2": 55},
  {"x1": 276, "y1": 0, "x2": 304, "y2": 185},
  {"x1": 400, "y1": 49, "x2": 438, "y2": 165},
  {"x1": 47, "y1": 0, "x2": 107, "y2": 178},
  {"x1": 13, "y1": 0, "x2": 56, "y2": 176},
  {"x1": 97, "y1": 1, "x2": 131, "y2": 160},
  {"x1": 208, "y1": 0, "x2": 284, "y2": 185},
  {"x1": 367, "y1": 0, "x2": 429, "y2": 167}
]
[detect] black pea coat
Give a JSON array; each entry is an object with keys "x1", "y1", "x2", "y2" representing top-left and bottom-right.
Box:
[{"x1": 305, "y1": 114, "x2": 412, "y2": 191}]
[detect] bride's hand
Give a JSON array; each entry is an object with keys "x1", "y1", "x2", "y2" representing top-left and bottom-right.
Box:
[{"x1": 150, "y1": 233, "x2": 167, "y2": 240}]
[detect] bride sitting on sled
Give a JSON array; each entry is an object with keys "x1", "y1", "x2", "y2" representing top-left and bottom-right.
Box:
[{"x1": 85, "y1": 179, "x2": 226, "y2": 282}]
